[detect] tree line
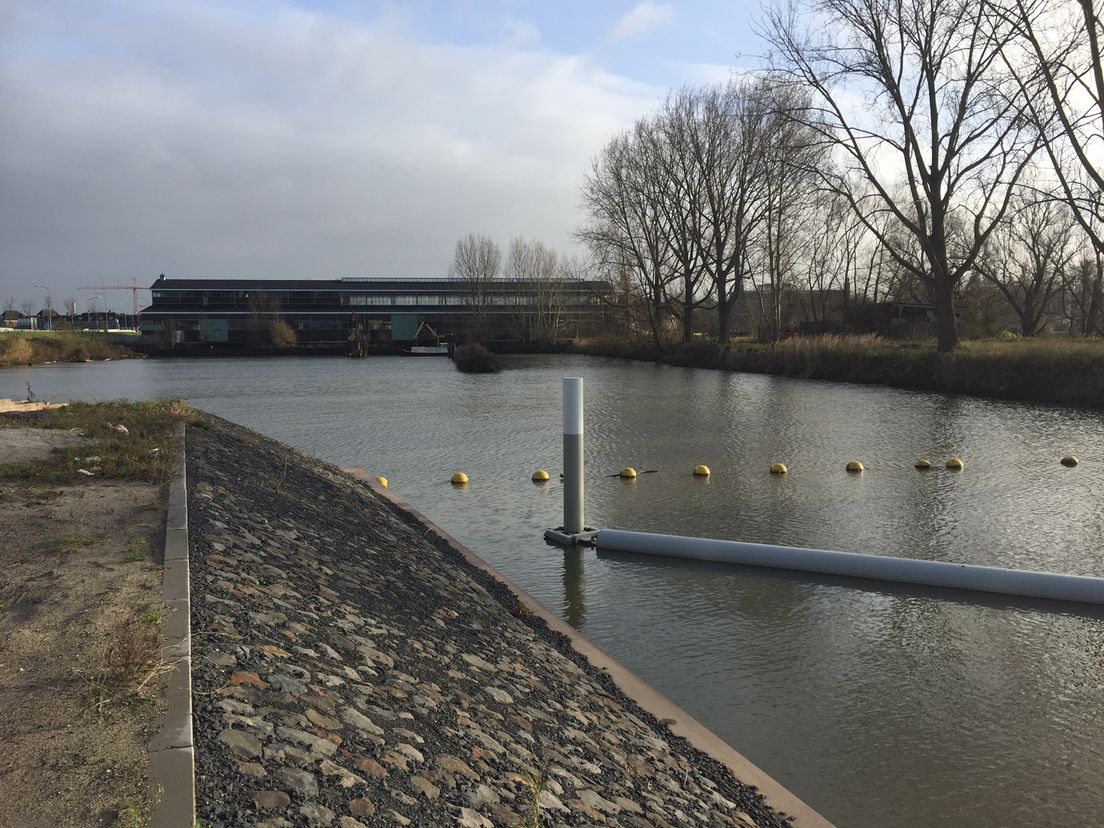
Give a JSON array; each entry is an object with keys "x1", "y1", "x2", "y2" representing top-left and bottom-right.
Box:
[
  {"x1": 448, "y1": 234, "x2": 589, "y2": 344},
  {"x1": 577, "y1": 0, "x2": 1104, "y2": 352}
]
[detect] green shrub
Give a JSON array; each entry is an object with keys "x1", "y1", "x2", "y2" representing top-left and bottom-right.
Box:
[{"x1": 453, "y1": 343, "x2": 501, "y2": 374}]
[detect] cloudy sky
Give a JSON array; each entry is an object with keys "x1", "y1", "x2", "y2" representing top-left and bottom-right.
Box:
[{"x1": 0, "y1": 0, "x2": 762, "y2": 311}]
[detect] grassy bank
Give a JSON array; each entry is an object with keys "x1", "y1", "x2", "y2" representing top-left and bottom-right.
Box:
[
  {"x1": 582, "y1": 335, "x2": 1104, "y2": 408},
  {"x1": 0, "y1": 331, "x2": 135, "y2": 367}
]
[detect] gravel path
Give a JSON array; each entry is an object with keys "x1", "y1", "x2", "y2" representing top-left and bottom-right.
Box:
[{"x1": 188, "y1": 416, "x2": 794, "y2": 827}]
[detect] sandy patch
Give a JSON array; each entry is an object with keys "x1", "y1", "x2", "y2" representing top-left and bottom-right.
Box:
[
  {"x1": 0, "y1": 426, "x2": 87, "y2": 464},
  {"x1": 0, "y1": 479, "x2": 166, "y2": 827},
  {"x1": 0, "y1": 399, "x2": 68, "y2": 414}
]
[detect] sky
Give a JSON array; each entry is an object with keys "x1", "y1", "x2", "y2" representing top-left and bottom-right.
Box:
[{"x1": 0, "y1": 0, "x2": 763, "y2": 311}]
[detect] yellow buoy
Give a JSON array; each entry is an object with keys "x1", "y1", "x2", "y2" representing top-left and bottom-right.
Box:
[
  {"x1": 1061, "y1": 455, "x2": 1078, "y2": 467},
  {"x1": 770, "y1": 463, "x2": 788, "y2": 475},
  {"x1": 914, "y1": 459, "x2": 933, "y2": 470},
  {"x1": 846, "y1": 461, "x2": 864, "y2": 473},
  {"x1": 619, "y1": 467, "x2": 638, "y2": 479},
  {"x1": 451, "y1": 472, "x2": 469, "y2": 485},
  {"x1": 532, "y1": 469, "x2": 550, "y2": 482},
  {"x1": 693, "y1": 464, "x2": 711, "y2": 477},
  {"x1": 945, "y1": 458, "x2": 964, "y2": 471},
  {"x1": 376, "y1": 476, "x2": 389, "y2": 488}
]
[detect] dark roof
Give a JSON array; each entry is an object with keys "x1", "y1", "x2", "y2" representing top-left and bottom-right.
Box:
[{"x1": 149, "y1": 277, "x2": 611, "y2": 292}]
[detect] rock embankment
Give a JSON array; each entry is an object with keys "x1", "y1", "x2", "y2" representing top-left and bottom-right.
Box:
[{"x1": 188, "y1": 417, "x2": 795, "y2": 827}]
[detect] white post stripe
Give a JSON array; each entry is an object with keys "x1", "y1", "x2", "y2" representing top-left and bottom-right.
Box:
[{"x1": 564, "y1": 378, "x2": 583, "y2": 436}]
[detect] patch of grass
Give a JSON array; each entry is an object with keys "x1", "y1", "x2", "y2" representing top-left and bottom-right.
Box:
[
  {"x1": 0, "y1": 400, "x2": 195, "y2": 483},
  {"x1": 112, "y1": 799, "x2": 154, "y2": 828},
  {"x1": 0, "y1": 331, "x2": 134, "y2": 367},
  {"x1": 59, "y1": 531, "x2": 98, "y2": 552},
  {"x1": 144, "y1": 610, "x2": 164, "y2": 625},
  {"x1": 124, "y1": 538, "x2": 149, "y2": 563},
  {"x1": 112, "y1": 784, "x2": 162, "y2": 828}
]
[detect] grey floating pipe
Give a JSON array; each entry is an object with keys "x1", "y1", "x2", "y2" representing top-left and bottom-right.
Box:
[{"x1": 597, "y1": 529, "x2": 1104, "y2": 606}]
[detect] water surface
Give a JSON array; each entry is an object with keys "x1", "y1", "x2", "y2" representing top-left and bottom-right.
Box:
[{"x1": 7, "y1": 355, "x2": 1103, "y2": 827}]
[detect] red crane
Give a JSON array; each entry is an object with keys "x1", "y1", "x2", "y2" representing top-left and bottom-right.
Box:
[{"x1": 78, "y1": 277, "x2": 150, "y2": 315}]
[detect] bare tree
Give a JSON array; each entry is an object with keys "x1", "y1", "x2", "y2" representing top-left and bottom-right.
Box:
[
  {"x1": 766, "y1": 0, "x2": 1042, "y2": 351},
  {"x1": 977, "y1": 191, "x2": 1078, "y2": 334},
  {"x1": 1063, "y1": 250, "x2": 1104, "y2": 335},
  {"x1": 1002, "y1": 0, "x2": 1104, "y2": 252},
  {"x1": 449, "y1": 233, "x2": 502, "y2": 343},
  {"x1": 20, "y1": 299, "x2": 34, "y2": 318},
  {"x1": 579, "y1": 130, "x2": 679, "y2": 346},
  {"x1": 504, "y1": 237, "x2": 563, "y2": 344}
]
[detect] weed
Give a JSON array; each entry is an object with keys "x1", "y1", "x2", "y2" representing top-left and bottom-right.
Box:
[
  {"x1": 83, "y1": 616, "x2": 162, "y2": 712},
  {"x1": 144, "y1": 610, "x2": 164, "y2": 625},
  {"x1": 59, "y1": 531, "x2": 97, "y2": 552},
  {"x1": 124, "y1": 538, "x2": 149, "y2": 563},
  {"x1": 515, "y1": 766, "x2": 547, "y2": 828},
  {"x1": 25, "y1": 382, "x2": 35, "y2": 403},
  {"x1": 112, "y1": 784, "x2": 162, "y2": 828},
  {"x1": 273, "y1": 454, "x2": 291, "y2": 493}
]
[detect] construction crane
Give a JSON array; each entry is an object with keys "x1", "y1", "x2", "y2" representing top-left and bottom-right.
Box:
[{"x1": 77, "y1": 277, "x2": 150, "y2": 315}]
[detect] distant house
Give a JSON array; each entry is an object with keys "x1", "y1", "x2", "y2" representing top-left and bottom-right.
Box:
[
  {"x1": 35, "y1": 308, "x2": 61, "y2": 330},
  {"x1": 1, "y1": 309, "x2": 23, "y2": 328}
]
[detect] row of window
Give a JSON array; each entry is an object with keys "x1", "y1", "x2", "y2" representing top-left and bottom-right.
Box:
[{"x1": 151, "y1": 290, "x2": 602, "y2": 307}]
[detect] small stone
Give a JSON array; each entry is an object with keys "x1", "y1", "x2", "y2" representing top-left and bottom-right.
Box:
[
  {"x1": 276, "y1": 767, "x2": 318, "y2": 798},
  {"x1": 437, "y1": 754, "x2": 478, "y2": 780},
  {"x1": 410, "y1": 775, "x2": 440, "y2": 800},
  {"x1": 306, "y1": 708, "x2": 341, "y2": 731},
  {"x1": 578, "y1": 789, "x2": 621, "y2": 815},
  {"x1": 218, "y1": 728, "x2": 262, "y2": 759},
  {"x1": 259, "y1": 644, "x2": 293, "y2": 658},
  {"x1": 352, "y1": 756, "x2": 389, "y2": 778},
  {"x1": 252, "y1": 790, "x2": 291, "y2": 810},
  {"x1": 319, "y1": 758, "x2": 365, "y2": 788},
  {"x1": 388, "y1": 811, "x2": 412, "y2": 826},
  {"x1": 483, "y1": 687, "x2": 513, "y2": 705},
  {"x1": 614, "y1": 796, "x2": 644, "y2": 814},
  {"x1": 464, "y1": 784, "x2": 500, "y2": 808},
  {"x1": 229, "y1": 671, "x2": 270, "y2": 688},
  {"x1": 238, "y1": 762, "x2": 267, "y2": 778},
  {"x1": 457, "y1": 808, "x2": 493, "y2": 828},
  {"x1": 298, "y1": 802, "x2": 335, "y2": 825},
  {"x1": 460, "y1": 653, "x2": 496, "y2": 671},
  {"x1": 211, "y1": 652, "x2": 238, "y2": 667},
  {"x1": 340, "y1": 706, "x2": 384, "y2": 736},
  {"x1": 393, "y1": 743, "x2": 424, "y2": 763},
  {"x1": 339, "y1": 819, "x2": 367, "y2": 828},
  {"x1": 348, "y1": 796, "x2": 376, "y2": 817},
  {"x1": 539, "y1": 790, "x2": 569, "y2": 811}
]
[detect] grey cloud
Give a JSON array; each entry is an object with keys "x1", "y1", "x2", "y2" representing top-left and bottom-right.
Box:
[{"x1": 0, "y1": 1, "x2": 659, "y2": 304}]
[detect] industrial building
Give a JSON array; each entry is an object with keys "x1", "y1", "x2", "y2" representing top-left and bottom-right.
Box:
[{"x1": 138, "y1": 276, "x2": 612, "y2": 348}]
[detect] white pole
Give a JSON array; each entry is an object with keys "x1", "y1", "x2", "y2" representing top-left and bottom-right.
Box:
[
  {"x1": 596, "y1": 529, "x2": 1104, "y2": 606},
  {"x1": 563, "y1": 378, "x2": 584, "y2": 534}
]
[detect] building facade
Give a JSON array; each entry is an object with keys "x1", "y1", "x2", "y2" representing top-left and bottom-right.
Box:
[{"x1": 139, "y1": 276, "x2": 612, "y2": 347}]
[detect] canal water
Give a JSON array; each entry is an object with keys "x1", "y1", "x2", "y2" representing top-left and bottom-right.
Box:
[{"x1": 6, "y1": 355, "x2": 1103, "y2": 826}]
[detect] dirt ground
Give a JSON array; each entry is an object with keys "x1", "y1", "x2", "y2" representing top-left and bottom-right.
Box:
[{"x1": 0, "y1": 469, "x2": 167, "y2": 826}]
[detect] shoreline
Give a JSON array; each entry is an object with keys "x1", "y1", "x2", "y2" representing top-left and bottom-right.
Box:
[
  {"x1": 187, "y1": 414, "x2": 830, "y2": 826},
  {"x1": 578, "y1": 337, "x2": 1104, "y2": 409}
]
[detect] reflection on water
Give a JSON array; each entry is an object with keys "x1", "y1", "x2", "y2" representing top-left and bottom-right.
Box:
[
  {"x1": 561, "y1": 548, "x2": 587, "y2": 629},
  {"x1": 5, "y1": 355, "x2": 1104, "y2": 828}
]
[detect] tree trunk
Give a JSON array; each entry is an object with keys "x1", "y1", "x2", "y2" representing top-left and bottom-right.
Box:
[
  {"x1": 933, "y1": 276, "x2": 959, "y2": 352},
  {"x1": 717, "y1": 292, "x2": 731, "y2": 343}
]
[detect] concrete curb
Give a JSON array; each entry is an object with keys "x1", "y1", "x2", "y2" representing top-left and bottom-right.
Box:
[
  {"x1": 342, "y1": 468, "x2": 833, "y2": 828},
  {"x1": 149, "y1": 421, "x2": 195, "y2": 827}
]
